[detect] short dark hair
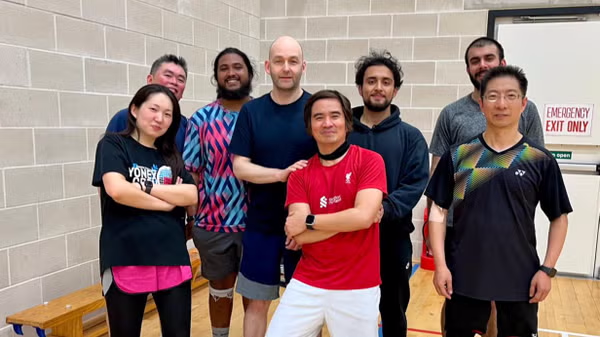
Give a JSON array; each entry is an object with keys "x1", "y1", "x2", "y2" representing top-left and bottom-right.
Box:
[
  {"x1": 212, "y1": 47, "x2": 256, "y2": 85},
  {"x1": 480, "y1": 65, "x2": 528, "y2": 97},
  {"x1": 150, "y1": 54, "x2": 188, "y2": 77},
  {"x1": 303, "y1": 90, "x2": 353, "y2": 138},
  {"x1": 354, "y1": 50, "x2": 404, "y2": 89},
  {"x1": 464, "y1": 37, "x2": 505, "y2": 66}
]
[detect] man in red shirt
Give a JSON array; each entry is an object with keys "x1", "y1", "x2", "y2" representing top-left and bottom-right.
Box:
[{"x1": 265, "y1": 90, "x2": 387, "y2": 337}]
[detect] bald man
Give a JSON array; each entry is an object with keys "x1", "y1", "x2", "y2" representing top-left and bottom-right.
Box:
[{"x1": 230, "y1": 36, "x2": 317, "y2": 337}]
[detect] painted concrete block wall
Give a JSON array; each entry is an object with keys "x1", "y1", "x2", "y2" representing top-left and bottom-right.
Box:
[
  {"x1": 0, "y1": 0, "x2": 259, "y2": 334},
  {"x1": 257, "y1": 0, "x2": 598, "y2": 262},
  {"x1": 0, "y1": 0, "x2": 597, "y2": 332},
  {"x1": 259, "y1": 0, "x2": 486, "y2": 261}
]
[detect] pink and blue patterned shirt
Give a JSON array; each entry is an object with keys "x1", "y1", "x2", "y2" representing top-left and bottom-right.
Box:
[{"x1": 183, "y1": 100, "x2": 247, "y2": 233}]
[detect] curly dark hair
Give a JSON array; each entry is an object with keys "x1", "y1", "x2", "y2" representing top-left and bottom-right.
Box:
[{"x1": 354, "y1": 50, "x2": 404, "y2": 89}]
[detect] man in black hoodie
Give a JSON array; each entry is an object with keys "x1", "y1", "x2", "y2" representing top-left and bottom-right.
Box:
[{"x1": 348, "y1": 50, "x2": 430, "y2": 337}]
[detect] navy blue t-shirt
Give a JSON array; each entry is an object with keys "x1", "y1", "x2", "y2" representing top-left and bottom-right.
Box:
[
  {"x1": 229, "y1": 91, "x2": 317, "y2": 234},
  {"x1": 107, "y1": 108, "x2": 188, "y2": 154}
]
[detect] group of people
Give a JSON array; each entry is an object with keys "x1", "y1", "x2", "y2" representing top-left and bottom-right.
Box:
[{"x1": 91, "y1": 34, "x2": 571, "y2": 337}]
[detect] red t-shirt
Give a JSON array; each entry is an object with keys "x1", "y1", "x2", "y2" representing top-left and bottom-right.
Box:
[{"x1": 285, "y1": 145, "x2": 387, "y2": 290}]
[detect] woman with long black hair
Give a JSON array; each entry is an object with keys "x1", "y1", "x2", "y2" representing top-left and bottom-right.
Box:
[{"x1": 92, "y1": 84, "x2": 198, "y2": 337}]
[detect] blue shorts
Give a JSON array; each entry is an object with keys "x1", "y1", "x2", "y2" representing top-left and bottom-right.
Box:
[{"x1": 236, "y1": 230, "x2": 302, "y2": 300}]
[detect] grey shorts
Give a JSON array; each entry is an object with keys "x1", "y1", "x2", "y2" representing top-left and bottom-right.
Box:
[{"x1": 191, "y1": 226, "x2": 243, "y2": 281}]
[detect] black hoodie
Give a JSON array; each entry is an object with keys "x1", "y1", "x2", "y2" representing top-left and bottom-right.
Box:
[{"x1": 348, "y1": 105, "x2": 429, "y2": 238}]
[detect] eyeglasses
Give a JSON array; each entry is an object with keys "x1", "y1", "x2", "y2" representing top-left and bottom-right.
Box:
[{"x1": 483, "y1": 93, "x2": 522, "y2": 103}]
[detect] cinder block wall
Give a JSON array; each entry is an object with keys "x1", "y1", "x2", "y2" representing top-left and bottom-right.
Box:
[
  {"x1": 0, "y1": 0, "x2": 259, "y2": 335},
  {"x1": 257, "y1": 0, "x2": 600, "y2": 262},
  {"x1": 259, "y1": 0, "x2": 484, "y2": 261},
  {"x1": 0, "y1": 0, "x2": 598, "y2": 334}
]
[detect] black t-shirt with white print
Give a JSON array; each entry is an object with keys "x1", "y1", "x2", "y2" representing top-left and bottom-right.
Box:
[
  {"x1": 92, "y1": 134, "x2": 194, "y2": 273},
  {"x1": 425, "y1": 134, "x2": 572, "y2": 301}
]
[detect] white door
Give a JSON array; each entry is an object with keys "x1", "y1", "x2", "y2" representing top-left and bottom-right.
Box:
[{"x1": 535, "y1": 173, "x2": 600, "y2": 277}]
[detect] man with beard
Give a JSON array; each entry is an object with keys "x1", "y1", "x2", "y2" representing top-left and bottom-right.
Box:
[
  {"x1": 428, "y1": 37, "x2": 545, "y2": 337},
  {"x1": 183, "y1": 47, "x2": 256, "y2": 337},
  {"x1": 107, "y1": 54, "x2": 189, "y2": 153},
  {"x1": 230, "y1": 36, "x2": 317, "y2": 337},
  {"x1": 348, "y1": 50, "x2": 430, "y2": 337}
]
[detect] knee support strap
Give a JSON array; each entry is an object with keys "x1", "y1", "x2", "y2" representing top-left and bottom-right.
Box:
[{"x1": 209, "y1": 286, "x2": 234, "y2": 302}]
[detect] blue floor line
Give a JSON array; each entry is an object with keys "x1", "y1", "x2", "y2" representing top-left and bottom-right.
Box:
[{"x1": 411, "y1": 263, "x2": 420, "y2": 278}]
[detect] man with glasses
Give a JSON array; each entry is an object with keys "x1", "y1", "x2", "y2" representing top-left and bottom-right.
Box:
[
  {"x1": 427, "y1": 37, "x2": 545, "y2": 337},
  {"x1": 425, "y1": 65, "x2": 571, "y2": 337}
]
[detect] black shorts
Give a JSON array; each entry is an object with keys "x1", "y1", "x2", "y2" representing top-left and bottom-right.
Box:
[{"x1": 444, "y1": 294, "x2": 538, "y2": 337}]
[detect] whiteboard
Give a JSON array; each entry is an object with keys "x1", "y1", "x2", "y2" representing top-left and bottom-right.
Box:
[{"x1": 497, "y1": 21, "x2": 600, "y2": 146}]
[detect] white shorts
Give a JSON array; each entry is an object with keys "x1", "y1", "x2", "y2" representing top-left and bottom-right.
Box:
[{"x1": 266, "y1": 279, "x2": 381, "y2": 337}]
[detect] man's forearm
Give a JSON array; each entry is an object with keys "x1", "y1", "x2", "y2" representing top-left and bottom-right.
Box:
[
  {"x1": 426, "y1": 155, "x2": 442, "y2": 209},
  {"x1": 233, "y1": 160, "x2": 283, "y2": 184},
  {"x1": 190, "y1": 172, "x2": 200, "y2": 186},
  {"x1": 294, "y1": 230, "x2": 337, "y2": 245},
  {"x1": 186, "y1": 204, "x2": 198, "y2": 218},
  {"x1": 314, "y1": 208, "x2": 376, "y2": 232},
  {"x1": 542, "y1": 214, "x2": 568, "y2": 268},
  {"x1": 429, "y1": 220, "x2": 447, "y2": 268}
]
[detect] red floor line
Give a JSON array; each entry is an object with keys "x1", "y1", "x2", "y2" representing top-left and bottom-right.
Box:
[{"x1": 407, "y1": 328, "x2": 443, "y2": 335}]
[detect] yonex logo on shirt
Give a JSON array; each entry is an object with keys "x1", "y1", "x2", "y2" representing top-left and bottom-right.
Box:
[
  {"x1": 129, "y1": 163, "x2": 171, "y2": 184},
  {"x1": 515, "y1": 169, "x2": 526, "y2": 176}
]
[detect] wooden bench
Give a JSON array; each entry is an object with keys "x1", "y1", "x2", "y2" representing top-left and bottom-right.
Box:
[{"x1": 6, "y1": 248, "x2": 207, "y2": 337}]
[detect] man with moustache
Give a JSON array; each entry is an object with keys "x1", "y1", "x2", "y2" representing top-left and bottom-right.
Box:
[
  {"x1": 183, "y1": 48, "x2": 256, "y2": 337},
  {"x1": 107, "y1": 54, "x2": 189, "y2": 154},
  {"x1": 428, "y1": 37, "x2": 545, "y2": 337},
  {"x1": 348, "y1": 50, "x2": 429, "y2": 337},
  {"x1": 229, "y1": 36, "x2": 317, "y2": 337}
]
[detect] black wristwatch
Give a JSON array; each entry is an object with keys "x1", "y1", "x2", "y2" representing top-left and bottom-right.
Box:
[
  {"x1": 305, "y1": 214, "x2": 316, "y2": 230},
  {"x1": 186, "y1": 215, "x2": 195, "y2": 222},
  {"x1": 540, "y1": 265, "x2": 557, "y2": 278},
  {"x1": 144, "y1": 180, "x2": 154, "y2": 194}
]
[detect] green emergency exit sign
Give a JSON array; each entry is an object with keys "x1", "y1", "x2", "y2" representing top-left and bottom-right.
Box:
[{"x1": 550, "y1": 151, "x2": 572, "y2": 160}]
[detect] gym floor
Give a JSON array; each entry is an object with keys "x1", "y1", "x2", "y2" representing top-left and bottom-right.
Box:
[{"x1": 138, "y1": 267, "x2": 600, "y2": 337}]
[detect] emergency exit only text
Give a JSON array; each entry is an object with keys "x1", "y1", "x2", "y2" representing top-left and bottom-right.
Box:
[{"x1": 544, "y1": 104, "x2": 593, "y2": 136}]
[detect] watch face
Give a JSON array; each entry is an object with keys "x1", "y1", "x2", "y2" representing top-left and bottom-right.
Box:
[
  {"x1": 306, "y1": 215, "x2": 315, "y2": 224},
  {"x1": 542, "y1": 266, "x2": 557, "y2": 277}
]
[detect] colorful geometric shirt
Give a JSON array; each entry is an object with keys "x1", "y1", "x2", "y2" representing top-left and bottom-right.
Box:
[
  {"x1": 183, "y1": 100, "x2": 247, "y2": 233},
  {"x1": 425, "y1": 135, "x2": 572, "y2": 301}
]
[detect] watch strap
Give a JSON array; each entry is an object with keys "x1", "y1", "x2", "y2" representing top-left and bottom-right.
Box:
[
  {"x1": 540, "y1": 265, "x2": 557, "y2": 277},
  {"x1": 144, "y1": 180, "x2": 153, "y2": 194}
]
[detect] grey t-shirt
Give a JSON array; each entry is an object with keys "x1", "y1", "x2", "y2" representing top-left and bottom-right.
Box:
[
  {"x1": 430, "y1": 93, "x2": 545, "y2": 226},
  {"x1": 430, "y1": 93, "x2": 545, "y2": 157}
]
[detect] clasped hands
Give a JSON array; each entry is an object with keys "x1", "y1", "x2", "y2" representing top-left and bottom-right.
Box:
[{"x1": 284, "y1": 210, "x2": 308, "y2": 251}]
